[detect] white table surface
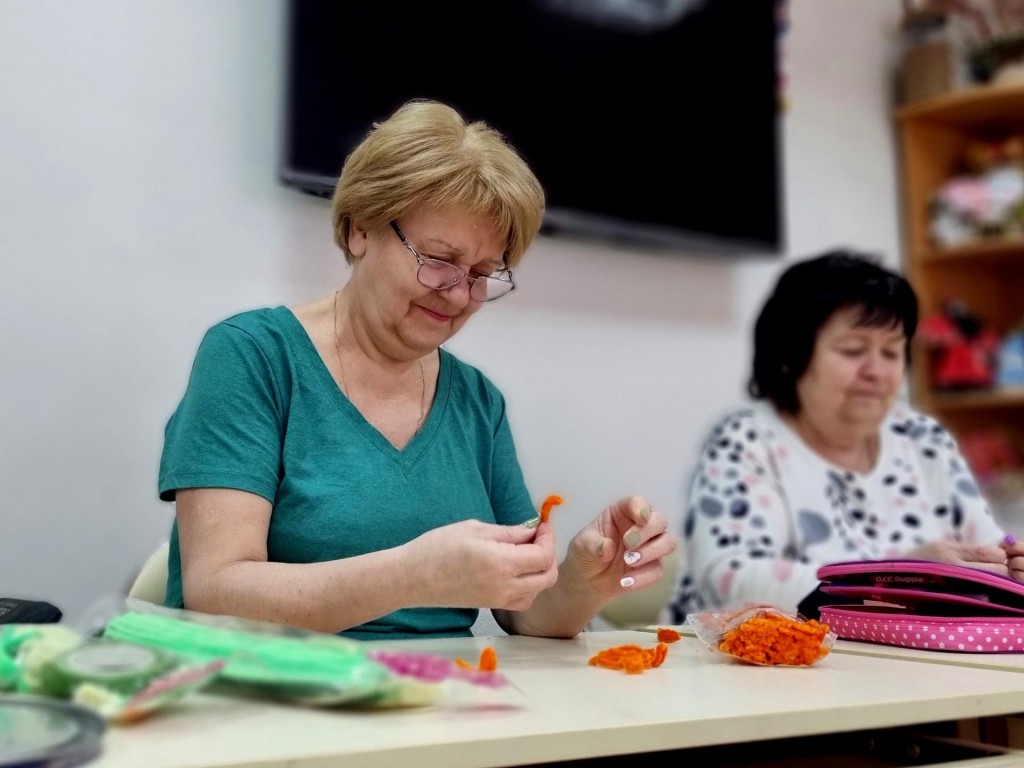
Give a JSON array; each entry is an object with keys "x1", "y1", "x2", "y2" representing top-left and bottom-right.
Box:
[
  {"x1": 833, "y1": 633, "x2": 1024, "y2": 673},
  {"x1": 87, "y1": 628, "x2": 1024, "y2": 768}
]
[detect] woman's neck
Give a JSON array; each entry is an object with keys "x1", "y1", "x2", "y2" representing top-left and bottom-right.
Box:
[{"x1": 784, "y1": 411, "x2": 879, "y2": 474}]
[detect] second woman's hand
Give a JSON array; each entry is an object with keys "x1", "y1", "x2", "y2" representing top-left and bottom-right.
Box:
[
  {"x1": 905, "y1": 541, "x2": 1013, "y2": 577},
  {"x1": 1000, "y1": 535, "x2": 1024, "y2": 582}
]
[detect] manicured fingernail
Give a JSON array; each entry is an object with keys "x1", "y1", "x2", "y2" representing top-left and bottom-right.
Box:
[
  {"x1": 620, "y1": 576, "x2": 636, "y2": 588},
  {"x1": 640, "y1": 506, "x2": 652, "y2": 522},
  {"x1": 625, "y1": 531, "x2": 641, "y2": 548},
  {"x1": 1005, "y1": 534, "x2": 1017, "y2": 546},
  {"x1": 624, "y1": 551, "x2": 641, "y2": 566},
  {"x1": 522, "y1": 516, "x2": 540, "y2": 529}
]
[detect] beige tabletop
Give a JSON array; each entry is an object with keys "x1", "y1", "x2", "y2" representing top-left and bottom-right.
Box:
[{"x1": 87, "y1": 627, "x2": 1024, "y2": 768}]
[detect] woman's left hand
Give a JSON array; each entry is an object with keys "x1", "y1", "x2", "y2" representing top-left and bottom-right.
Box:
[
  {"x1": 564, "y1": 495, "x2": 678, "y2": 599},
  {"x1": 906, "y1": 540, "x2": 1022, "y2": 579},
  {"x1": 1000, "y1": 536, "x2": 1024, "y2": 582}
]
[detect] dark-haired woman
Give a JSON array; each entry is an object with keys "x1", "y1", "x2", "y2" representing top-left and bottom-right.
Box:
[{"x1": 661, "y1": 250, "x2": 1024, "y2": 623}]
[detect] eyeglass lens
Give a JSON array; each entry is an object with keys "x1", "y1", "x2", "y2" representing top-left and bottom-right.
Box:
[{"x1": 417, "y1": 260, "x2": 513, "y2": 301}]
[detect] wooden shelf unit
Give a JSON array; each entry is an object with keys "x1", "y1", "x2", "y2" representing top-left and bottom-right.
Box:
[{"x1": 895, "y1": 83, "x2": 1024, "y2": 452}]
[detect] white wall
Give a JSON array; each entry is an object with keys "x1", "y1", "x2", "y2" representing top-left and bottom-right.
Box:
[{"x1": 0, "y1": 0, "x2": 903, "y2": 623}]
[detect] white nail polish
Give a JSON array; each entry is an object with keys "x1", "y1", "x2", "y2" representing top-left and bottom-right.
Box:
[
  {"x1": 620, "y1": 576, "x2": 636, "y2": 588},
  {"x1": 624, "y1": 551, "x2": 641, "y2": 566}
]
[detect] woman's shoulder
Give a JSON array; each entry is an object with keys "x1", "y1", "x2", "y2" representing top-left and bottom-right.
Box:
[
  {"x1": 885, "y1": 400, "x2": 950, "y2": 437},
  {"x1": 194, "y1": 307, "x2": 306, "y2": 372},
  {"x1": 199, "y1": 306, "x2": 299, "y2": 346},
  {"x1": 695, "y1": 404, "x2": 774, "y2": 453},
  {"x1": 884, "y1": 400, "x2": 958, "y2": 452},
  {"x1": 440, "y1": 348, "x2": 502, "y2": 393},
  {"x1": 212, "y1": 305, "x2": 292, "y2": 334},
  {"x1": 705, "y1": 403, "x2": 773, "y2": 435}
]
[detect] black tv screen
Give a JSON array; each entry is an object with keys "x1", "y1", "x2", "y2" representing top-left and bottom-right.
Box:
[{"x1": 281, "y1": 0, "x2": 784, "y2": 255}]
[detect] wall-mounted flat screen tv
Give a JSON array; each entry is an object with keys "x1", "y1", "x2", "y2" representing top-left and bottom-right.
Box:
[{"x1": 281, "y1": 0, "x2": 784, "y2": 255}]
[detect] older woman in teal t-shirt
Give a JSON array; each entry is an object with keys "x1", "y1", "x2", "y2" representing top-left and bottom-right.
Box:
[{"x1": 158, "y1": 99, "x2": 677, "y2": 639}]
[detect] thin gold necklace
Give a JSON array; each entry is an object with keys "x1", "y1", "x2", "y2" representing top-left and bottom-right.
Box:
[
  {"x1": 792, "y1": 414, "x2": 878, "y2": 472},
  {"x1": 333, "y1": 290, "x2": 426, "y2": 430}
]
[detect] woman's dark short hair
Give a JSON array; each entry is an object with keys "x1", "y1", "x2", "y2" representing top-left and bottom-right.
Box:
[{"x1": 748, "y1": 249, "x2": 919, "y2": 414}]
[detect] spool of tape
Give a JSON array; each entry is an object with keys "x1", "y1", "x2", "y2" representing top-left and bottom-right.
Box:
[{"x1": 40, "y1": 640, "x2": 175, "y2": 698}]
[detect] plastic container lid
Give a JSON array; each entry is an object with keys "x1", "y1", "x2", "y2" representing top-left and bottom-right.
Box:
[{"x1": 0, "y1": 694, "x2": 105, "y2": 767}]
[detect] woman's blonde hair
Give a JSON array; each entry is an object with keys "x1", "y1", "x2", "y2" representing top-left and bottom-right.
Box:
[{"x1": 330, "y1": 99, "x2": 545, "y2": 269}]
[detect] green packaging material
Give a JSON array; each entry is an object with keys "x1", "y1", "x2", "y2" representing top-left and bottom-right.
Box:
[
  {"x1": 0, "y1": 625, "x2": 84, "y2": 695},
  {"x1": 38, "y1": 640, "x2": 176, "y2": 698},
  {"x1": 103, "y1": 612, "x2": 393, "y2": 705}
]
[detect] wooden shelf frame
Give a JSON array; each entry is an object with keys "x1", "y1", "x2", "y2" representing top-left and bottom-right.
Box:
[{"x1": 895, "y1": 82, "x2": 1024, "y2": 449}]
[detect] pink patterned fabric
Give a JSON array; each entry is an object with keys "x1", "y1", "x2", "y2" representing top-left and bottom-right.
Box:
[{"x1": 821, "y1": 607, "x2": 1024, "y2": 653}]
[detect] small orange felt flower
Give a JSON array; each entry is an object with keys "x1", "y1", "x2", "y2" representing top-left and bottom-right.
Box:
[
  {"x1": 540, "y1": 494, "x2": 564, "y2": 523},
  {"x1": 656, "y1": 627, "x2": 682, "y2": 643},
  {"x1": 587, "y1": 642, "x2": 669, "y2": 674},
  {"x1": 455, "y1": 645, "x2": 499, "y2": 672}
]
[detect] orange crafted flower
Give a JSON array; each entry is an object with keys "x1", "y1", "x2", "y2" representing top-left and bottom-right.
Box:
[
  {"x1": 656, "y1": 627, "x2": 682, "y2": 643},
  {"x1": 588, "y1": 642, "x2": 669, "y2": 674},
  {"x1": 540, "y1": 494, "x2": 564, "y2": 523},
  {"x1": 455, "y1": 645, "x2": 498, "y2": 672}
]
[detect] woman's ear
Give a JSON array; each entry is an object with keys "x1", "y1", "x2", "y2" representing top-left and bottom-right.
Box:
[{"x1": 347, "y1": 219, "x2": 369, "y2": 259}]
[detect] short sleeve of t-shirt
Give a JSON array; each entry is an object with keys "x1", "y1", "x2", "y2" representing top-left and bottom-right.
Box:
[{"x1": 159, "y1": 316, "x2": 287, "y2": 502}]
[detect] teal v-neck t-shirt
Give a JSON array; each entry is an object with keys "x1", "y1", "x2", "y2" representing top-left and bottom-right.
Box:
[{"x1": 158, "y1": 307, "x2": 535, "y2": 639}]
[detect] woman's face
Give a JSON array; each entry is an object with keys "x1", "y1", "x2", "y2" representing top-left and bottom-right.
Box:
[
  {"x1": 347, "y1": 206, "x2": 506, "y2": 355},
  {"x1": 795, "y1": 306, "x2": 907, "y2": 433}
]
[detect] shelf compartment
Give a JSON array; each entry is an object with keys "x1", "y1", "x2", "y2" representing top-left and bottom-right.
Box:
[
  {"x1": 897, "y1": 81, "x2": 1024, "y2": 463},
  {"x1": 896, "y1": 82, "x2": 1024, "y2": 132},
  {"x1": 923, "y1": 389, "x2": 1024, "y2": 411},
  {"x1": 918, "y1": 239, "x2": 1024, "y2": 265}
]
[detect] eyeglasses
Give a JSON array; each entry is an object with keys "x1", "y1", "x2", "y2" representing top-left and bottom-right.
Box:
[{"x1": 390, "y1": 221, "x2": 515, "y2": 302}]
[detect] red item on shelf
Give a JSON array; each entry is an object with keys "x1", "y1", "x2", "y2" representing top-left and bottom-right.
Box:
[{"x1": 917, "y1": 300, "x2": 999, "y2": 390}]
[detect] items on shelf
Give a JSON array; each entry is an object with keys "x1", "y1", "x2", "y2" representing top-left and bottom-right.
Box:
[
  {"x1": 896, "y1": 44, "x2": 1024, "y2": 540},
  {"x1": 959, "y1": 427, "x2": 1024, "y2": 532},
  {"x1": 960, "y1": 427, "x2": 1022, "y2": 485},
  {"x1": 929, "y1": 134, "x2": 1024, "y2": 247},
  {"x1": 918, "y1": 298, "x2": 1001, "y2": 390},
  {"x1": 898, "y1": 0, "x2": 1024, "y2": 104},
  {"x1": 899, "y1": 6, "x2": 959, "y2": 103},
  {"x1": 998, "y1": 321, "x2": 1024, "y2": 388}
]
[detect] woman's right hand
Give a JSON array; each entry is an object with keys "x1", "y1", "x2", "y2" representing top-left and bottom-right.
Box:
[
  {"x1": 405, "y1": 519, "x2": 558, "y2": 611},
  {"x1": 903, "y1": 541, "x2": 1011, "y2": 577}
]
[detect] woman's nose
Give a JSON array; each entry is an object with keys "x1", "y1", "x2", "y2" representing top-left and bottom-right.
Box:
[
  {"x1": 862, "y1": 351, "x2": 894, "y2": 378},
  {"x1": 437, "y1": 276, "x2": 473, "y2": 305}
]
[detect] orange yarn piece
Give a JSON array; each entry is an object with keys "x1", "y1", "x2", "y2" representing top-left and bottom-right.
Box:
[
  {"x1": 656, "y1": 627, "x2": 682, "y2": 643},
  {"x1": 719, "y1": 612, "x2": 830, "y2": 666},
  {"x1": 455, "y1": 646, "x2": 499, "y2": 672},
  {"x1": 588, "y1": 642, "x2": 669, "y2": 674},
  {"x1": 478, "y1": 645, "x2": 498, "y2": 672},
  {"x1": 540, "y1": 494, "x2": 564, "y2": 523}
]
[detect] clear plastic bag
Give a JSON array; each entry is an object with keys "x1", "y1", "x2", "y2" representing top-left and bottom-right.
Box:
[{"x1": 687, "y1": 605, "x2": 836, "y2": 667}]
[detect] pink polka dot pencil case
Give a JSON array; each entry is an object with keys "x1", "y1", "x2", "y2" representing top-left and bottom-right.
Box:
[{"x1": 816, "y1": 559, "x2": 1024, "y2": 653}]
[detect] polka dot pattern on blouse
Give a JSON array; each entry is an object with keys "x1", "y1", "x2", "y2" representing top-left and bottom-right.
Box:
[{"x1": 663, "y1": 402, "x2": 1003, "y2": 624}]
